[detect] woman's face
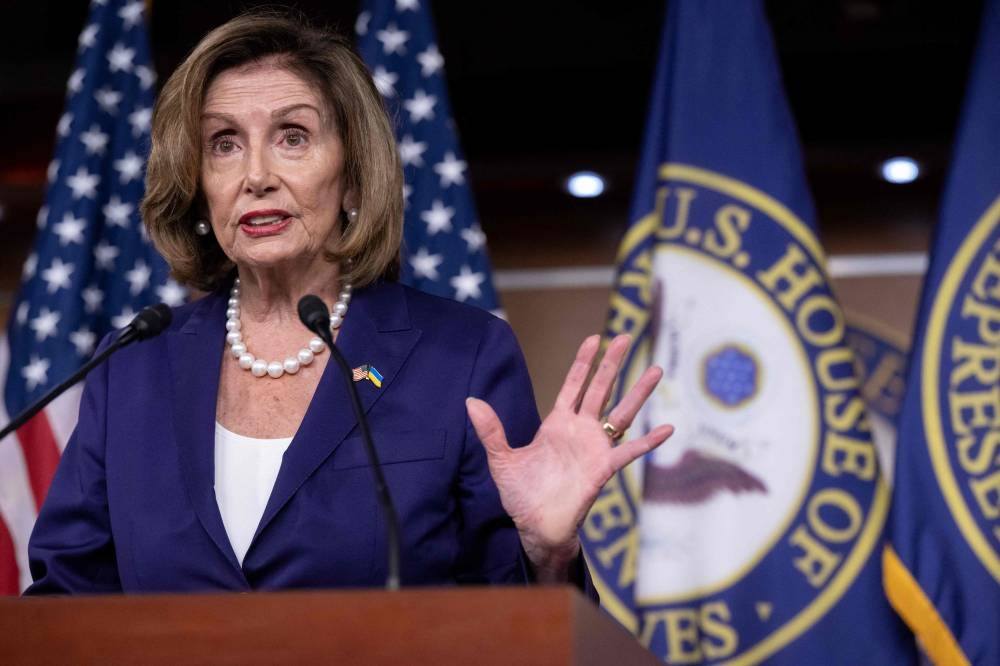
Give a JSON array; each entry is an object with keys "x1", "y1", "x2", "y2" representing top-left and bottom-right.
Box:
[{"x1": 200, "y1": 61, "x2": 354, "y2": 273}]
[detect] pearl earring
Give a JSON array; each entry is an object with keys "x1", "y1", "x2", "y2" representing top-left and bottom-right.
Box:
[
  {"x1": 194, "y1": 219, "x2": 210, "y2": 236},
  {"x1": 346, "y1": 208, "x2": 359, "y2": 224}
]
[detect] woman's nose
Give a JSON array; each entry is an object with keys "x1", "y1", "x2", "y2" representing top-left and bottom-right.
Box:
[{"x1": 244, "y1": 147, "x2": 278, "y2": 196}]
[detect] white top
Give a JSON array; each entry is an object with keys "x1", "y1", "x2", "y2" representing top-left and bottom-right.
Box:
[{"x1": 214, "y1": 422, "x2": 293, "y2": 565}]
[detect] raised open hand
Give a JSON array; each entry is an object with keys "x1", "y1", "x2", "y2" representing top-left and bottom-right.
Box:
[{"x1": 466, "y1": 334, "x2": 674, "y2": 581}]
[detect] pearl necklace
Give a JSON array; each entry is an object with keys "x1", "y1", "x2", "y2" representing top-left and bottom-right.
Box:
[{"x1": 225, "y1": 277, "x2": 353, "y2": 379}]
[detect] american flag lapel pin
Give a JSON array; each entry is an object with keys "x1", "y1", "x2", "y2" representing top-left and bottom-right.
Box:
[{"x1": 352, "y1": 364, "x2": 384, "y2": 388}]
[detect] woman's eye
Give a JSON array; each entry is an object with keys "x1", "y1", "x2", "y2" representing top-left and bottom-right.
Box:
[
  {"x1": 210, "y1": 137, "x2": 237, "y2": 154},
  {"x1": 283, "y1": 129, "x2": 307, "y2": 147}
]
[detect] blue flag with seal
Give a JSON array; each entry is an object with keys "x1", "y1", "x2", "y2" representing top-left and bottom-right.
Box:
[
  {"x1": 581, "y1": 1, "x2": 916, "y2": 662},
  {"x1": 884, "y1": 0, "x2": 1000, "y2": 662},
  {"x1": 355, "y1": 0, "x2": 501, "y2": 313}
]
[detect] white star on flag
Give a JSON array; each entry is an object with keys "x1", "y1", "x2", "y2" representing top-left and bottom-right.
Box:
[
  {"x1": 57, "y1": 112, "x2": 73, "y2": 137},
  {"x1": 402, "y1": 184, "x2": 413, "y2": 208},
  {"x1": 53, "y1": 213, "x2": 86, "y2": 245},
  {"x1": 103, "y1": 195, "x2": 133, "y2": 227},
  {"x1": 47, "y1": 160, "x2": 60, "y2": 184},
  {"x1": 22, "y1": 356, "x2": 51, "y2": 392},
  {"x1": 433, "y1": 152, "x2": 467, "y2": 187},
  {"x1": 80, "y1": 124, "x2": 110, "y2": 155},
  {"x1": 30, "y1": 308, "x2": 61, "y2": 342},
  {"x1": 450, "y1": 266, "x2": 485, "y2": 302},
  {"x1": 119, "y1": 1, "x2": 144, "y2": 29},
  {"x1": 68, "y1": 68, "x2": 86, "y2": 94},
  {"x1": 420, "y1": 199, "x2": 454, "y2": 234},
  {"x1": 114, "y1": 151, "x2": 144, "y2": 183},
  {"x1": 111, "y1": 307, "x2": 137, "y2": 330},
  {"x1": 398, "y1": 134, "x2": 428, "y2": 166},
  {"x1": 128, "y1": 107, "x2": 151, "y2": 136},
  {"x1": 79, "y1": 23, "x2": 99, "y2": 50},
  {"x1": 356, "y1": 11, "x2": 371, "y2": 36},
  {"x1": 69, "y1": 328, "x2": 97, "y2": 357},
  {"x1": 66, "y1": 166, "x2": 100, "y2": 199},
  {"x1": 409, "y1": 247, "x2": 443, "y2": 280},
  {"x1": 397, "y1": 0, "x2": 420, "y2": 10},
  {"x1": 93, "y1": 241, "x2": 120, "y2": 270},
  {"x1": 22, "y1": 253, "x2": 38, "y2": 280},
  {"x1": 82, "y1": 285, "x2": 105, "y2": 314},
  {"x1": 95, "y1": 86, "x2": 122, "y2": 114},
  {"x1": 372, "y1": 66, "x2": 399, "y2": 97},
  {"x1": 16, "y1": 302, "x2": 30, "y2": 326},
  {"x1": 125, "y1": 260, "x2": 152, "y2": 295},
  {"x1": 41, "y1": 257, "x2": 75, "y2": 293},
  {"x1": 107, "y1": 42, "x2": 135, "y2": 72},
  {"x1": 377, "y1": 23, "x2": 409, "y2": 55},
  {"x1": 156, "y1": 280, "x2": 187, "y2": 307},
  {"x1": 417, "y1": 44, "x2": 444, "y2": 77},
  {"x1": 135, "y1": 65, "x2": 155, "y2": 90},
  {"x1": 460, "y1": 224, "x2": 487, "y2": 252},
  {"x1": 403, "y1": 89, "x2": 436, "y2": 123}
]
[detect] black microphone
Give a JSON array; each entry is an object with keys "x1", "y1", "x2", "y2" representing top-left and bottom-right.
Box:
[
  {"x1": 298, "y1": 294, "x2": 402, "y2": 591},
  {"x1": 121, "y1": 302, "x2": 173, "y2": 342},
  {"x1": 0, "y1": 303, "x2": 173, "y2": 441}
]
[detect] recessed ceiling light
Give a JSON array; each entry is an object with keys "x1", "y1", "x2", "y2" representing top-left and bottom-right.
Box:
[
  {"x1": 566, "y1": 171, "x2": 606, "y2": 198},
  {"x1": 880, "y1": 157, "x2": 920, "y2": 184}
]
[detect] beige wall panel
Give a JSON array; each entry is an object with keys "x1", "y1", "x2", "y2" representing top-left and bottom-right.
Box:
[
  {"x1": 834, "y1": 275, "x2": 924, "y2": 347},
  {"x1": 502, "y1": 287, "x2": 612, "y2": 415}
]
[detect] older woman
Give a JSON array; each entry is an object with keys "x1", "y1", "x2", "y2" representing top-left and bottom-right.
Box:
[{"x1": 26, "y1": 13, "x2": 671, "y2": 593}]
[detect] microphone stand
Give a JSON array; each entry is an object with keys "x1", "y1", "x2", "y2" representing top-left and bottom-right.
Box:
[
  {"x1": 300, "y1": 297, "x2": 402, "y2": 591},
  {"x1": 0, "y1": 304, "x2": 172, "y2": 441}
]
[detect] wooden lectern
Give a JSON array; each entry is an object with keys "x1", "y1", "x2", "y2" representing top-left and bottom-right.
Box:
[{"x1": 0, "y1": 586, "x2": 659, "y2": 665}]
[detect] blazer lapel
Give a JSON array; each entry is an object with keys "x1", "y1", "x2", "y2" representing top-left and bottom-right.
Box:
[
  {"x1": 166, "y1": 292, "x2": 245, "y2": 574},
  {"x1": 255, "y1": 281, "x2": 421, "y2": 539}
]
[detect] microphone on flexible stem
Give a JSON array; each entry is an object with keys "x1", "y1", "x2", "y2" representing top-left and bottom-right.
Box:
[
  {"x1": 298, "y1": 294, "x2": 402, "y2": 591},
  {"x1": 0, "y1": 303, "x2": 173, "y2": 441}
]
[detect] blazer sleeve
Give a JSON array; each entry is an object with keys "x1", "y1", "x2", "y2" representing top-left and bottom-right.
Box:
[
  {"x1": 455, "y1": 316, "x2": 597, "y2": 599},
  {"x1": 23, "y1": 335, "x2": 122, "y2": 595}
]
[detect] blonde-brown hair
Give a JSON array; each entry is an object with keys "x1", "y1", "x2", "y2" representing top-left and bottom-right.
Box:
[{"x1": 142, "y1": 10, "x2": 402, "y2": 291}]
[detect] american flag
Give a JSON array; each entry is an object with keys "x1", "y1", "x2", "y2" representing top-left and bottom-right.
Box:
[
  {"x1": 0, "y1": 0, "x2": 182, "y2": 593},
  {"x1": 356, "y1": 0, "x2": 501, "y2": 313}
]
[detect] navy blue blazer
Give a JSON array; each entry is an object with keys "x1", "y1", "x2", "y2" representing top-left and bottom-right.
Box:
[{"x1": 26, "y1": 280, "x2": 544, "y2": 593}]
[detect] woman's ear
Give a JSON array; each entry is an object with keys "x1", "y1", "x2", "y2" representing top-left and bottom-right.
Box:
[{"x1": 342, "y1": 188, "x2": 359, "y2": 213}]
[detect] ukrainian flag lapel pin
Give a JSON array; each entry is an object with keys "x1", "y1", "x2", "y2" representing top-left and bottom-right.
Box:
[{"x1": 352, "y1": 364, "x2": 383, "y2": 388}]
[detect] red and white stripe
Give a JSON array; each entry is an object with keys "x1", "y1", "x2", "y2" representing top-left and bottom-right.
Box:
[{"x1": 0, "y1": 336, "x2": 81, "y2": 593}]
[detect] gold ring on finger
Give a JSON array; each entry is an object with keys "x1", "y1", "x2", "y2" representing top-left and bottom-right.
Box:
[{"x1": 602, "y1": 420, "x2": 624, "y2": 441}]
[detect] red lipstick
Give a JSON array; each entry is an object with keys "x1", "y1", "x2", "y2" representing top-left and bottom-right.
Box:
[{"x1": 238, "y1": 209, "x2": 292, "y2": 237}]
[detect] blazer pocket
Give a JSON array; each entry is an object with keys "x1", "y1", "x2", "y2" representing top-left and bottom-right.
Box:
[{"x1": 332, "y1": 429, "x2": 447, "y2": 470}]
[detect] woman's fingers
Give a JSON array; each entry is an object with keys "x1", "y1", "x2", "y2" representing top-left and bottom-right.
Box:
[
  {"x1": 578, "y1": 334, "x2": 631, "y2": 417},
  {"x1": 603, "y1": 364, "x2": 664, "y2": 436},
  {"x1": 607, "y1": 424, "x2": 675, "y2": 472},
  {"x1": 466, "y1": 397, "x2": 511, "y2": 456},
  {"x1": 553, "y1": 335, "x2": 601, "y2": 411}
]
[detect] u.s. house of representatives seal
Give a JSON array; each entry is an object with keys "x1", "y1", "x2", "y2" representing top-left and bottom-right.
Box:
[
  {"x1": 585, "y1": 164, "x2": 890, "y2": 664},
  {"x1": 922, "y1": 195, "x2": 1000, "y2": 585}
]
